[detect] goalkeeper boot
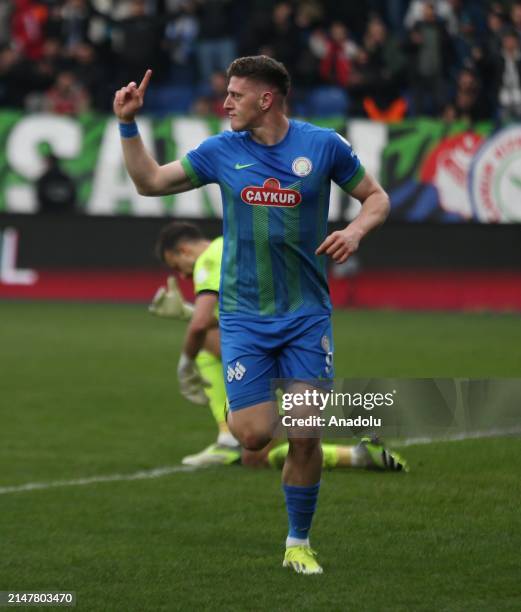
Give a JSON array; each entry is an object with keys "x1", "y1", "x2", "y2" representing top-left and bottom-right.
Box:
[
  {"x1": 181, "y1": 443, "x2": 241, "y2": 468},
  {"x1": 357, "y1": 436, "x2": 409, "y2": 472},
  {"x1": 283, "y1": 545, "x2": 323, "y2": 575}
]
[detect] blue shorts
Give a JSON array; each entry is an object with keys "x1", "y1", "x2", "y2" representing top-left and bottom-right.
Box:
[{"x1": 220, "y1": 314, "x2": 334, "y2": 411}]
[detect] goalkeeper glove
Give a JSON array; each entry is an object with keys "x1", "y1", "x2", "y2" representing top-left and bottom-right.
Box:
[
  {"x1": 149, "y1": 276, "x2": 195, "y2": 320},
  {"x1": 177, "y1": 353, "x2": 209, "y2": 405}
]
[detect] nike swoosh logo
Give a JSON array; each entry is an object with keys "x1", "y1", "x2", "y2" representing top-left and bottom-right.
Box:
[{"x1": 234, "y1": 163, "x2": 256, "y2": 170}]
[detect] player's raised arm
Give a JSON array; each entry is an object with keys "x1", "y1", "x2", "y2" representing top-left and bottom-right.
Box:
[
  {"x1": 316, "y1": 172, "x2": 390, "y2": 264},
  {"x1": 113, "y1": 69, "x2": 194, "y2": 196}
]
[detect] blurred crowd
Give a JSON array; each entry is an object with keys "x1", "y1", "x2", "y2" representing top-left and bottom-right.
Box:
[{"x1": 1, "y1": 0, "x2": 521, "y2": 121}]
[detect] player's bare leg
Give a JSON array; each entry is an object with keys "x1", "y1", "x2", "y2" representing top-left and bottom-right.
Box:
[
  {"x1": 282, "y1": 438, "x2": 322, "y2": 486},
  {"x1": 279, "y1": 383, "x2": 324, "y2": 574},
  {"x1": 227, "y1": 401, "x2": 280, "y2": 451},
  {"x1": 241, "y1": 440, "x2": 278, "y2": 468}
]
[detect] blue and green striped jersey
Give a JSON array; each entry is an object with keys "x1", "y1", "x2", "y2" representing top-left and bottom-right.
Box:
[{"x1": 181, "y1": 119, "x2": 364, "y2": 318}]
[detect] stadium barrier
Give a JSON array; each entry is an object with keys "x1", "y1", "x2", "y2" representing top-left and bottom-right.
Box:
[{"x1": 1, "y1": 215, "x2": 520, "y2": 311}]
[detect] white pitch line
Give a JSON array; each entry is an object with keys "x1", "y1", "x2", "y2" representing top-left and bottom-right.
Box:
[
  {"x1": 0, "y1": 465, "x2": 195, "y2": 495},
  {"x1": 1, "y1": 427, "x2": 520, "y2": 495},
  {"x1": 393, "y1": 425, "x2": 521, "y2": 447}
]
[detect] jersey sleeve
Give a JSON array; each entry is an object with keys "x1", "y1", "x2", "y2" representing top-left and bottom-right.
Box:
[
  {"x1": 180, "y1": 135, "x2": 220, "y2": 187},
  {"x1": 328, "y1": 131, "x2": 366, "y2": 192},
  {"x1": 193, "y1": 239, "x2": 222, "y2": 295}
]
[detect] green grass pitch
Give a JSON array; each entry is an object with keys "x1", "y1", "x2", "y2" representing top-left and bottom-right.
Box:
[{"x1": 1, "y1": 302, "x2": 520, "y2": 611}]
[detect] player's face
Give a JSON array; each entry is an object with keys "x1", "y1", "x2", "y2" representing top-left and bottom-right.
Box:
[
  {"x1": 224, "y1": 76, "x2": 265, "y2": 131},
  {"x1": 163, "y1": 248, "x2": 194, "y2": 278}
]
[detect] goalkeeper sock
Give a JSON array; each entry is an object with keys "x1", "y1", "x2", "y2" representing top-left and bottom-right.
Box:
[
  {"x1": 268, "y1": 443, "x2": 340, "y2": 470},
  {"x1": 321, "y1": 443, "x2": 340, "y2": 469},
  {"x1": 283, "y1": 482, "x2": 320, "y2": 543},
  {"x1": 268, "y1": 443, "x2": 288, "y2": 468}
]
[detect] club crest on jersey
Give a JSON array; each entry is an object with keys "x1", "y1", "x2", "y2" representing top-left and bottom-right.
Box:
[
  {"x1": 240, "y1": 178, "x2": 302, "y2": 207},
  {"x1": 292, "y1": 156, "x2": 313, "y2": 177}
]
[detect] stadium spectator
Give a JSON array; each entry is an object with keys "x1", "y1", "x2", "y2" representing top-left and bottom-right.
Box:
[
  {"x1": 163, "y1": 1, "x2": 199, "y2": 70},
  {"x1": 24, "y1": 37, "x2": 65, "y2": 110},
  {"x1": 406, "y1": 1, "x2": 453, "y2": 116},
  {"x1": 39, "y1": 37, "x2": 65, "y2": 76},
  {"x1": 495, "y1": 30, "x2": 521, "y2": 120},
  {"x1": 112, "y1": 0, "x2": 166, "y2": 85},
  {"x1": 471, "y1": 5, "x2": 509, "y2": 116},
  {"x1": 381, "y1": 0, "x2": 409, "y2": 36},
  {"x1": 69, "y1": 42, "x2": 109, "y2": 111},
  {"x1": 319, "y1": 0, "x2": 371, "y2": 37},
  {"x1": 11, "y1": 0, "x2": 49, "y2": 60},
  {"x1": 480, "y1": 3, "x2": 507, "y2": 59},
  {"x1": 316, "y1": 21, "x2": 358, "y2": 88},
  {"x1": 292, "y1": 0, "x2": 323, "y2": 87},
  {"x1": 36, "y1": 152, "x2": 77, "y2": 214},
  {"x1": 191, "y1": 95, "x2": 212, "y2": 117},
  {"x1": 246, "y1": 2, "x2": 299, "y2": 76},
  {"x1": 344, "y1": 16, "x2": 407, "y2": 120},
  {"x1": 191, "y1": 71, "x2": 228, "y2": 117},
  {"x1": 194, "y1": 0, "x2": 236, "y2": 84},
  {"x1": 442, "y1": 67, "x2": 490, "y2": 122},
  {"x1": 0, "y1": 44, "x2": 56, "y2": 109},
  {"x1": 450, "y1": 5, "x2": 480, "y2": 74},
  {"x1": 56, "y1": 0, "x2": 92, "y2": 50},
  {"x1": 511, "y1": 1, "x2": 521, "y2": 42},
  {"x1": 43, "y1": 70, "x2": 90, "y2": 115},
  {"x1": 359, "y1": 16, "x2": 408, "y2": 119},
  {"x1": 405, "y1": 0, "x2": 457, "y2": 34},
  {"x1": 206, "y1": 70, "x2": 228, "y2": 116}
]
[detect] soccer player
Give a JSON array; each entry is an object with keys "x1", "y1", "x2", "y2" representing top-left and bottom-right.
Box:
[
  {"x1": 151, "y1": 221, "x2": 408, "y2": 474},
  {"x1": 114, "y1": 56, "x2": 390, "y2": 574},
  {"x1": 151, "y1": 222, "x2": 242, "y2": 468}
]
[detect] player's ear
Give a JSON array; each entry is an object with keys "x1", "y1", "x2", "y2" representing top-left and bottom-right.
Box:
[{"x1": 259, "y1": 91, "x2": 273, "y2": 112}]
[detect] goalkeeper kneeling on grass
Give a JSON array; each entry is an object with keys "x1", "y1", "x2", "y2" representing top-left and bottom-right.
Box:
[{"x1": 150, "y1": 221, "x2": 408, "y2": 472}]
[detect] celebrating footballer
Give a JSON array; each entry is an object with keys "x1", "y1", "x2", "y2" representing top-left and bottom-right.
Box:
[{"x1": 114, "y1": 55, "x2": 390, "y2": 575}]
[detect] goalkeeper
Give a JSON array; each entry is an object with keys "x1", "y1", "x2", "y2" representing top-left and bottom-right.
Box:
[{"x1": 151, "y1": 221, "x2": 407, "y2": 472}]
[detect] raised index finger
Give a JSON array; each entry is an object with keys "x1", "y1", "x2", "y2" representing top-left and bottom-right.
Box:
[{"x1": 138, "y1": 69, "x2": 153, "y2": 95}]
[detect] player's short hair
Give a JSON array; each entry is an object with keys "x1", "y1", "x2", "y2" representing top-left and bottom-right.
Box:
[
  {"x1": 155, "y1": 222, "x2": 204, "y2": 262},
  {"x1": 227, "y1": 55, "x2": 290, "y2": 97}
]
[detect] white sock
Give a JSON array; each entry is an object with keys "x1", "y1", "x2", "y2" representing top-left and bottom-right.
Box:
[
  {"x1": 217, "y1": 430, "x2": 239, "y2": 448},
  {"x1": 350, "y1": 445, "x2": 366, "y2": 468},
  {"x1": 286, "y1": 536, "x2": 310, "y2": 548}
]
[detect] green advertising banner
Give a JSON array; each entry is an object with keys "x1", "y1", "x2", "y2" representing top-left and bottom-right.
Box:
[
  {"x1": 0, "y1": 112, "x2": 348, "y2": 218},
  {"x1": 0, "y1": 112, "x2": 519, "y2": 221}
]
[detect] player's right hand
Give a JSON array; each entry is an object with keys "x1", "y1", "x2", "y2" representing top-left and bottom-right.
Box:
[{"x1": 113, "y1": 69, "x2": 152, "y2": 122}]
